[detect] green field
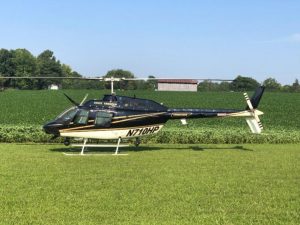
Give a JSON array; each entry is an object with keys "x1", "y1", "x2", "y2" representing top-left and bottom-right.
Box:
[
  {"x1": 0, "y1": 89, "x2": 299, "y2": 143},
  {"x1": 0, "y1": 144, "x2": 299, "y2": 225},
  {"x1": 1, "y1": 91, "x2": 299, "y2": 224}
]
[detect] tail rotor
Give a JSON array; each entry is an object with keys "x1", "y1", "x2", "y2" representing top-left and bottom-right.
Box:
[{"x1": 243, "y1": 86, "x2": 265, "y2": 134}]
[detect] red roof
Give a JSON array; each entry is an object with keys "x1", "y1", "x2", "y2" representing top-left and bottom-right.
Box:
[{"x1": 158, "y1": 79, "x2": 198, "y2": 84}]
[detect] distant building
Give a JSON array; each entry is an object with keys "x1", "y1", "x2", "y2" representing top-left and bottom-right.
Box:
[
  {"x1": 48, "y1": 84, "x2": 59, "y2": 90},
  {"x1": 157, "y1": 79, "x2": 198, "y2": 92}
]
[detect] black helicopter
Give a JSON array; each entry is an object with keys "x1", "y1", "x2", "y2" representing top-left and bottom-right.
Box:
[
  {"x1": 1, "y1": 76, "x2": 265, "y2": 155},
  {"x1": 43, "y1": 84, "x2": 265, "y2": 154}
]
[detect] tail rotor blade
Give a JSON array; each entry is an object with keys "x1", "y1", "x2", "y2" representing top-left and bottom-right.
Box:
[
  {"x1": 246, "y1": 117, "x2": 262, "y2": 134},
  {"x1": 254, "y1": 113, "x2": 264, "y2": 130},
  {"x1": 244, "y1": 92, "x2": 254, "y2": 110}
]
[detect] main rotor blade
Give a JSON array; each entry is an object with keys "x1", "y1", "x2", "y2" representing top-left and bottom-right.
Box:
[
  {"x1": 0, "y1": 76, "x2": 233, "y2": 82},
  {"x1": 123, "y1": 78, "x2": 234, "y2": 82},
  {"x1": 79, "y1": 94, "x2": 89, "y2": 106},
  {"x1": 0, "y1": 76, "x2": 103, "y2": 80},
  {"x1": 63, "y1": 93, "x2": 79, "y2": 106}
]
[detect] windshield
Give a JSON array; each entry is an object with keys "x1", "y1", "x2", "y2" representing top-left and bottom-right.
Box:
[{"x1": 56, "y1": 107, "x2": 78, "y2": 121}]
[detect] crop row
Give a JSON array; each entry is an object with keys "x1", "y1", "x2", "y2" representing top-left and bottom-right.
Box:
[
  {"x1": 0, "y1": 90, "x2": 299, "y2": 144},
  {"x1": 1, "y1": 90, "x2": 300, "y2": 130},
  {"x1": 1, "y1": 125, "x2": 299, "y2": 144}
]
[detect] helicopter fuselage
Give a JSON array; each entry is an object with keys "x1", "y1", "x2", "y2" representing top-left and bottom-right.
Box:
[{"x1": 43, "y1": 94, "x2": 257, "y2": 140}]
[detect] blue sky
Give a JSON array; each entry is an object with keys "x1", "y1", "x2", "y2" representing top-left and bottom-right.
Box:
[{"x1": 1, "y1": 0, "x2": 299, "y2": 84}]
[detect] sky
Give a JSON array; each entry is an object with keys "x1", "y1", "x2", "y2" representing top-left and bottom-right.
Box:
[{"x1": 0, "y1": 0, "x2": 300, "y2": 84}]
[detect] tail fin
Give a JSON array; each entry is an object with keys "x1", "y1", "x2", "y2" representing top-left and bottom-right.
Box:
[
  {"x1": 245, "y1": 86, "x2": 265, "y2": 110},
  {"x1": 244, "y1": 86, "x2": 265, "y2": 134}
]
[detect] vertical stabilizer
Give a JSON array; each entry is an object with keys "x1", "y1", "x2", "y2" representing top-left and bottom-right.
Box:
[{"x1": 246, "y1": 86, "x2": 265, "y2": 110}]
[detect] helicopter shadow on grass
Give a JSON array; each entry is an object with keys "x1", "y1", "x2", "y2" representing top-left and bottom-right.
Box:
[
  {"x1": 49, "y1": 144, "x2": 253, "y2": 154},
  {"x1": 187, "y1": 145, "x2": 253, "y2": 151},
  {"x1": 133, "y1": 145, "x2": 253, "y2": 152}
]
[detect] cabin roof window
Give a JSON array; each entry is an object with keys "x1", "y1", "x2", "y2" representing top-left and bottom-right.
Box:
[
  {"x1": 103, "y1": 95, "x2": 117, "y2": 102},
  {"x1": 117, "y1": 96, "x2": 166, "y2": 111}
]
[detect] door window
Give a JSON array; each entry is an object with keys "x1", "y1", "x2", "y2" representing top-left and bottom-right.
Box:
[
  {"x1": 74, "y1": 110, "x2": 89, "y2": 125},
  {"x1": 95, "y1": 111, "x2": 112, "y2": 127}
]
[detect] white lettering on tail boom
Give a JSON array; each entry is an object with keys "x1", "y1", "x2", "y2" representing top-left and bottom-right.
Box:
[{"x1": 126, "y1": 126, "x2": 160, "y2": 137}]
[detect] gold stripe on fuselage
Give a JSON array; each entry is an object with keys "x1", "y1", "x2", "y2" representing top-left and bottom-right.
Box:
[
  {"x1": 219, "y1": 111, "x2": 251, "y2": 117},
  {"x1": 113, "y1": 112, "x2": 165, "y2": 119},
  {"x1": 111, "y1": 112, "x2": 166, "y2": 124},
  {"x1": 60, "y1": 124, "x2": 95, "y2": 131}
]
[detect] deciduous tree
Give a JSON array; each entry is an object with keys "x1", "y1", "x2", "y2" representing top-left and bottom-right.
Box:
[
  {"x1": 291, "y1": 79, "x2": 300, "y2": 92},
  {"x1": 263, "y1": 77, "x2": 281, "y2": 91},
  {"x1": 12, "y1": 49, "x2": 37, "y2": 89},
  {"x1": 36, "y1": 50, "x2": 63, "y2": 89},
  {"x1": 230, "y1": 75, "x2": 260, "y2": 91}
]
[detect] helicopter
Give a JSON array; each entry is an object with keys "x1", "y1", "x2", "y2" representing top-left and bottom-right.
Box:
[{"x1": 0, "y1": 76, "x2": 265, "y2": 155}]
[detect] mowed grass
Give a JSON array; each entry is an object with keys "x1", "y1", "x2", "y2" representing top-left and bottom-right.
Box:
[{"x1": 0, "y1": 144, "x2": 299, "y2": 225}]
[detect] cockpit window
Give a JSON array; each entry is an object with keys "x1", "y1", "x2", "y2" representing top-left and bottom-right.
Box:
[
  {"x1": 56, "y1": 107, "x2": 78, "y2": 121},
  {"x1": 74, "y1": 109, "x2": 89, "y2": 125}
]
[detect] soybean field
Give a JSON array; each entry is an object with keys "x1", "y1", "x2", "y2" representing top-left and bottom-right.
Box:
[{"x1": 0, "y1": 89, "x2": 299, "y2": 143}]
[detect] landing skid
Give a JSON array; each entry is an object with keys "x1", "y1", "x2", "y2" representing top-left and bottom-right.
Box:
[{"x1": 63, "y1": 137, "x2": 129, "y2": 156}]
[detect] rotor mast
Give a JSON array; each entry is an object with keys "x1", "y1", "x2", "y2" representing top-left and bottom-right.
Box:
[{"x1": 103, "y1": 77, "x2": 123, "y2": 94}]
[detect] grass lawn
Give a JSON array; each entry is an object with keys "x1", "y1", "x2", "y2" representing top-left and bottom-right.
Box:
[{"x1": 0, "y1": 144, "x2": 299, "y2": 225}]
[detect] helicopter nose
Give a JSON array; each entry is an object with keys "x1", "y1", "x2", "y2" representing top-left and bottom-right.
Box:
[{"x1": 43, "y1": 121, "x2": 62, "y2": 135}]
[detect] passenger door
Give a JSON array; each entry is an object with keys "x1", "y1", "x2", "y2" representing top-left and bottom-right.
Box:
[
  {"x1": 73, "y1": 109, "x2": 89, "y2": 125},
  {"x1": 95, "y1": 111, "x2": 112, "y2": 127}
]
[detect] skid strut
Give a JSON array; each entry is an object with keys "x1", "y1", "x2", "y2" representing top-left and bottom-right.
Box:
[
  {"x1": 114, "y1": 137, "x2": 121, "y2": 155},
  {"x1": 80, "y1": 138, "x2": 88, "y2": 155},
  {"x1": 72, "y1": 137, "x2": 127, "y2": 155}
]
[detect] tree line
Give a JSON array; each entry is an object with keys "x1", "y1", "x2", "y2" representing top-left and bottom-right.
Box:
[
  {"x1": 0, "y1": 48, "x2": 299, "y2": 92},
  {"x1": 198, "y1": 76, "x2": 300, "y2": 92},
  {"x1": 0, "y1": 48, "x2": 156, "y2": 90}
]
